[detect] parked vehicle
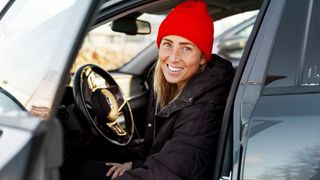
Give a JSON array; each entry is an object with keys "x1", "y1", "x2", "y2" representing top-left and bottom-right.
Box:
[
  {"x1": 214, "y1": 15, "x2": 257, "y2": 68},
  {"x1": 0, "y1": 0, "x2": 319, "y2": 180}
]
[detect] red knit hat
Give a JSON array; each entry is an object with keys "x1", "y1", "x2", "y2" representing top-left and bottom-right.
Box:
[{"x1": 156, "y1": 0, "x2": 214, "y2": 61}]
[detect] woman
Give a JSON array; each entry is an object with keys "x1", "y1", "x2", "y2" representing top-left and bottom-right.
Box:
[{"x1": 77, "y1": 1, "x2": 234, "y2": 179}]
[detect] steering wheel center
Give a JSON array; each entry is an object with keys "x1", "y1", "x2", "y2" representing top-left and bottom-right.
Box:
[{"x1": 101, "y1": 89, "x2": 119, "y2": 122}]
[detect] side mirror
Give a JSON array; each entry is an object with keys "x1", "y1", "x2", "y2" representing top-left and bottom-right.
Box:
[{"x1": 111, "y1": 18, "x2": 151, "y2": 35}]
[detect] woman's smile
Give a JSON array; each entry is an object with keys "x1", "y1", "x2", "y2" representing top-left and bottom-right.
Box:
[{"x1": 166, "y1": 63, "x2": 184, "y2": 72}]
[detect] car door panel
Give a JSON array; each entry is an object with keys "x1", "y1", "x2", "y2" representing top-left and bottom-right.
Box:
[
  {"x1": 0, "y1": 117, "x2": 45, "y2": 179},
  {"x1": 0, "y1": 0, "x2": 100, "y2": 179},
  {"x1": 236, "y1": 0, "x2": 320, "y2": 179},
  {"x1": 242, "y1": 94, "x2": 320, "y2": 179},
  {"x1": 229, "y1": 0, "x2": 284, "y2": 179}
]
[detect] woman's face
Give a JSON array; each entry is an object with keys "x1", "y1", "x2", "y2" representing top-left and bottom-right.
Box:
[{"x1": 159, "y1": 35, "x2": 206, "y2": 89}]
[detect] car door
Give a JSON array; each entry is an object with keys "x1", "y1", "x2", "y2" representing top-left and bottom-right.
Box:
[
  {"x1": 0, "y1": 0, "x2": 100, "y2": 179},
  {"x1": 217, "y1": 0, "x2": 320, "y2": 179}
]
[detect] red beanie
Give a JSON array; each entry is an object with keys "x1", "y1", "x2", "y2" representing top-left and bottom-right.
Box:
[{"x1": 156, "y1": 0, "x2": 214, "y2": 61}]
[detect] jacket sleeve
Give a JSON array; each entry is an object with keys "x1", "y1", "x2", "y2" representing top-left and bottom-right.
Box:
[{"x1": 116, "y1": 101, "x2": 224, "y2": 180}]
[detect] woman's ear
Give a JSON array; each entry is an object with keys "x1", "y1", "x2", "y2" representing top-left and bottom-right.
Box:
[{"x1": 200, "y1": 55, "x2": 206, "y2": 65}]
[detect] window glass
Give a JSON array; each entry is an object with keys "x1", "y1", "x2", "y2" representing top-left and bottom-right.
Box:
[
  {"x1": 0, "y1": 0, "x2": 92, "y2": 119},
  {"x1": 264, "y1": 0, "x2": 320, "y2": 89},
  {"x1": 72, "y1": 13, "x2": 165, "y2": 72},
  {"x1": 301, "y1": 0, "x2": 320, "y2": 86},
  {"x1": 0, "y1": 87, "x2": 25, "y2": 114},
  {"x1": 0, "y1": 0, "x2": 9, "y2": 11},
  {"x1": 214, "y1": 10, "x2": 258, "y2": 37},
  {"x1": 213, "y1": 10, "x2": 258, "y2": 64},
  {"x1": 237, "y1": 24, "x2": 254, "y2": 37}
]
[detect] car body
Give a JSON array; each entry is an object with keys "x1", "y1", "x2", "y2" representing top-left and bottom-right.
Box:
[{"x1": 0, "y1": 0, "x2": 319, "y2": 180}]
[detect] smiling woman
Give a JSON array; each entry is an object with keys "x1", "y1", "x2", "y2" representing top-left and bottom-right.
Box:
[{"x1": 75, "y1": 1, "x2": 234, "y2": 180}]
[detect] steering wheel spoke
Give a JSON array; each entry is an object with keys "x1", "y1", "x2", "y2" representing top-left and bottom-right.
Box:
[
  {"x1": 73, "y1": 64, "x2": 134, "y2": 146},
  {"x1": 107, "y1": 121, "x2": 127, "y2": 136}
]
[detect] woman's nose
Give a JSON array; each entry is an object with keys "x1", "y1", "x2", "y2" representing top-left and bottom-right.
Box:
[{"x1": 168, "y1": 48, "x2": 181, "y2": 62}]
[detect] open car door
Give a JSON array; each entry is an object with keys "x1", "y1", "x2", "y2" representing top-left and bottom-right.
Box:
[{"x1": 0, "y1": 0, "x2": 100, "y2": 179}]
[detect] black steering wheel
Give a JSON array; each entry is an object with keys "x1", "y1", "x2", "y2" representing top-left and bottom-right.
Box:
[{"x1": 73, "y1": 64, "x2": 134, "y2": 146}]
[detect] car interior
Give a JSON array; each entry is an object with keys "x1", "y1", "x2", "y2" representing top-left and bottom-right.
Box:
[
  {"x1": 56, "y1": 0, "x2": 263, "y2": 179},
  {"x1": 3, "y1": 0, "x2": 320, "y2": 179}
]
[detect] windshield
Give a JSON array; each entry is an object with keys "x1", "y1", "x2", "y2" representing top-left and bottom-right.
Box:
[
  {"x1": 72, "y1": 13, "x2": 164, "y2": 72},
  {"x1": 0, "y1": 0, "x2": 93, "y2": 119}
]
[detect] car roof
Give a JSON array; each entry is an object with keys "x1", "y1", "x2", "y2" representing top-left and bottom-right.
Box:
[
  {"x1": 138, "y1": 0, "x2": 262, "y2": 21},
  {"x1": 96, "y1": 0, "x2": 263, "y2": 27}
]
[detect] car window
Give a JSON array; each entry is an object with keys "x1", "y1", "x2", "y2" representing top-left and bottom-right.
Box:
[
  {"x1": 72, "y1": 13, "x2": 165, "y2": 73},
  {"x1": 264, "y1": 0, "x2": 320, "y2": 92},
  {"x1": 74, "y1": 11, "x2": 260, "y2": 72},
  {"x1": 236, "y1": 24, "x2": 254, "y2": 37},
  {"x1": 0, "y1": 0, "x2": 9, "y2": 12},
  {"x1": 301, "y1": 0, "x2": 320, "y2": 86},
  {"x1": 0, "y1": 0, "x2": 14, "y2": 22},
  {"x1": 0, "y1": 87, "x2": 25, "y2": 114},
  {"x1": 0, "y1": 0, "x2": 93, "y2": 119},
  {"x1": 214, "y1": 10, "x2": 258, "y2": 37},
  {"x1": 213, "y1": 10, "x2": 258, "y2": 65}
]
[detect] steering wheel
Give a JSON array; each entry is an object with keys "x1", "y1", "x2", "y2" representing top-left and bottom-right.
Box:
[{"x1": 73, "y1": 64, "x2": 134, "y2": 146}]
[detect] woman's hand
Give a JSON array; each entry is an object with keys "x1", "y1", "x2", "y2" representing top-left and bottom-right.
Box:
[{"x1": 106, "y1": 162, "x2": 132, "y2": 179}]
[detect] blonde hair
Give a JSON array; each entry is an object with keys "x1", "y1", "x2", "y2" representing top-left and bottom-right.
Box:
[
  {"x1": 153, "y1": 59, "x2": 179, "y2": 109},
  {"x1": 153, "y1": 55, "x2": 207, "y2": 109}
]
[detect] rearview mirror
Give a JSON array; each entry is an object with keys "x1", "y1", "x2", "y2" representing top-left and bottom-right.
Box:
[{"x1": 111, "y1": 18, "x2": 151, "y2": 35}]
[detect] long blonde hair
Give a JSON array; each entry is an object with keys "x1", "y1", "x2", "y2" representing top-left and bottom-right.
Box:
[
  {"x1": 153, "y1": 56, "x2": 206, "y2": 109},
  {"x1": 153, "y1": 59, "x2": 179, "y2": 109}
]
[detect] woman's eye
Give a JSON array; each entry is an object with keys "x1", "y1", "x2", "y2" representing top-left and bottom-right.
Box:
[
  {"x1": 162, "y1": 42, "x2": 171, "y2": 48},
  {"x1": 183, "y1": 46, "x2": 192, "y2": 52}
]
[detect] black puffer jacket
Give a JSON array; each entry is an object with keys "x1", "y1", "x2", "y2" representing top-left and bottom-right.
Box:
[{"x1": 117, "y1": 55, "x2": 234, "y2": 180}]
